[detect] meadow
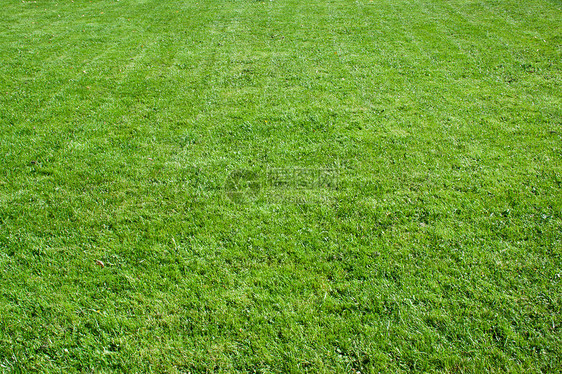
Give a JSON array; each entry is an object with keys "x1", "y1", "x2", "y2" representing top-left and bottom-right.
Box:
[{"x1": 0, "y1": 0, "x2": 561, "y2": 372}]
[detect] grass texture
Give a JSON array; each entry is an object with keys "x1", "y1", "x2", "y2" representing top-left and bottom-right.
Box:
[{"x1": 0, "y1": 0, "x2": 561, "y2": 372}]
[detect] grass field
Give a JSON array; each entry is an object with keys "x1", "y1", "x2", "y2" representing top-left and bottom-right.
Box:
[{"x1": 1, "y1": 0, "x2": 561, "y2": 372}]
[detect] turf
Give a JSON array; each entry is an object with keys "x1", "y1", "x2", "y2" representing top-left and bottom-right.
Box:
[{"x1": 0, "y1": 0, "x2": 561, "y2": 372}]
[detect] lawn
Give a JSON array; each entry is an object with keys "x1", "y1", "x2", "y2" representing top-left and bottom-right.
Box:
[{"x1": 0, "y1": 0, "x2": 561, "y2": 372}]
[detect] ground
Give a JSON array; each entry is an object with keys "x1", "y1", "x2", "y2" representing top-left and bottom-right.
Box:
[{"x1": 0, "y1": 0, "x2": 561, "y2": 372}]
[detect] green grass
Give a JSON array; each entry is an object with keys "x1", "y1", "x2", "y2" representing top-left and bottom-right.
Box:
[{"x1": 1, "y1": 0, "x2": 561, "y2": 372}]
